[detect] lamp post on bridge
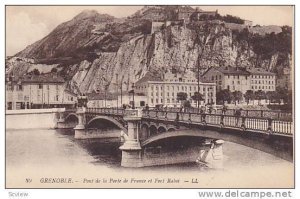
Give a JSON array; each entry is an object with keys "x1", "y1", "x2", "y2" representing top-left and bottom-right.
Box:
[
  {"x1": 116, "y1": 73, "x2": 119, "y2": 108},
  {"x1": 104, "y1": 83, "x2": 109, "y2": 108},
  {"x1": 132, "y1": 83, "x2": 135, "y2": 109}
]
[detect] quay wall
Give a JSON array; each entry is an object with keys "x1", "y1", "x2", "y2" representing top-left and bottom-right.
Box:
[{"x1": 6, "y1": 108, "x2": 65, "y2": 129}]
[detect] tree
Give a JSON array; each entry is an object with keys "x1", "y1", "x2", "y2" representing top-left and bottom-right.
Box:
[
  {"x1": 177, "y1": 92, "x2": 187, "y2": 105},
  {"x1": 266, "y1": 91, "x2": 277, "y2": 104},
  {"x1": 216, "y1": 89, "x2": 232, "y2": 104},
  {"x1": 183, "y1": 100, "x2": 191, "y2": 108},
  {"x1": 191, "y1": 92, "x2": 203, "y2": 107},
  {"x1": 254, "y1": 90, "x2": 266, "y2": 105},
  {"x1": 244, "y1": 90, "x2": 254, "y2": 105},
  {"x1": 32, "y1": 69, "x2": 40, "y2": 75},
  {"x1": 232, "y1": 91, "x2": 243, "y2": 105}
]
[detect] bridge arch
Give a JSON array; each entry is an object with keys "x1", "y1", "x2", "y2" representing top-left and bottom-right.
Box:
[
  {"x1": 65, "y1": 113, "x2": 79, "y2": 123},
  {"x1": 86, "y1": 116, "x2": 127, "y2": 133},
  {"x1": 157, "y1": 126, "x2": 167, "y2": 134},
  {"x1": 149, "y1": 125, "x2": 158, "y2": 136},
  {"x1": 167, "y1": 127, "x2": 176, "y2": 132},
  {"x1": 140, "y1": 123, "x2": 149, "y2": 140},
  {"x1": 141, "y1": 128, "x2": 293, "y2": 162}
]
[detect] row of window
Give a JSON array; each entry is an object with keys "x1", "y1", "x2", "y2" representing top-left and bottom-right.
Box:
[
  {"x1": 150, "y1": 85, "x2": 213, "y2": 92},
  {"x1": 251, "y1": 80, "x2": 274, "y2": 84},
  {"x1": 251, "y1": 85, "x2": 274, "y2": 90},
  {"x1": 251, "y1": 75, "x2": 274, "y2": 79},
  {"x1": 165, "y1": 78, "x2": 196, "y2": 83},
  {"x1": 6, "y1": 84, "x2": 60, "y2": 91}
]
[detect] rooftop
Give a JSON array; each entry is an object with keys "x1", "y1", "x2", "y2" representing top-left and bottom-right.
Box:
[
  {"x1": 6, "y1": 74, "x2": 65, "y2": 84},
  {"x1": 135, "y1": 72, "x2": 162, "y2": 84},
  {"x1": 214, "y1": 66, "x2": 250, "y2": 76},
  {"x1": 247, "y1": 68, "x2": 275, "y2": 75}
]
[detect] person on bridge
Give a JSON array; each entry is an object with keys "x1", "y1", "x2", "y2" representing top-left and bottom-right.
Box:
[
  {"x1": 235, "y1": 108, "x2": 242, "y2": 126},
  {"x1": 145, "y1": 104, "x2": 149, "y2": 114},
  {"x1": 222, "y1": 105, "x2": 227, "y2": 115}
]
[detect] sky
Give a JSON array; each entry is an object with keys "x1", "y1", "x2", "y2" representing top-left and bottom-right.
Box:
[{"x1": 5, "y1": 5, "x2": 294, "y2": 56}]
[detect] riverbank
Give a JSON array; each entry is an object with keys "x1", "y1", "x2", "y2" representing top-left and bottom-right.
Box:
[{"x1": 6, "y1": 108, "x2": 64, "y2": 129}]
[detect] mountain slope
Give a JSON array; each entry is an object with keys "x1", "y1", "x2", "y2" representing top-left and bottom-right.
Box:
[{"x1": 8, "y1": 7, "x2": 292, "y2": 94}]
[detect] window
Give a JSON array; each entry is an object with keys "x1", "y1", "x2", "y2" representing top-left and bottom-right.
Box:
[
  {"x1": 151, "y1": 99, "x2": 154, "y2": 103},
  {"x1": 161, "y1": 99, "x2": 163, "y2": 103},
  {"x1": 56, "y1": 95, "x2": 59, "y2": 101},
  {"x1": 6, "y1": 84, "x2": 13, "y2": 91},
  {"x1": 140, "y1": 101, "x2": 145, "y2": 107},
  {"x1": 17, "y1": 85, "x2": 23, "y2": 91},
  {"x1": 156, "y1": 99, "x2": 158, "y2": 103},
  {"x1": 232, "y1": 81, "x2": 234, "y2": 85},
  {"x1": 39, "y1": 84, "x2": 43, "y2": 89},
  {"x1": 237, "y1": 81, "x2": 240, "y2": 84},
  {"x1": 179, "y1": 78, "x2": 182, "y2": 82},
  {"x1": 156, "y1": 92, "x2": 158, "y2": 96},
  {"x1": 212, "y1": 76, "x2": 214, "y2": 81},
  {"x1": 167, "y1": 92, "x2": 169, "y2": 96},
  {"x1": 151, "y1": 86, "x2": 154, "y2": 90}
]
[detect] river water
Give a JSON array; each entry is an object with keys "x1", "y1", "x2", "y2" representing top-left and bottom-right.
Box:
[{"x1": 6, "y1": 128, "x2": 293, "y2": 188}]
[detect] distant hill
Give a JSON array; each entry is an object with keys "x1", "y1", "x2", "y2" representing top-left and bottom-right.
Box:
[{"x1": 8, "y1": 6, "x2": 292, "y2": 94}]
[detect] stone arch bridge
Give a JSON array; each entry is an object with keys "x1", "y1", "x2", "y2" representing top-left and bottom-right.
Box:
[{"x1": 56, "y1": 107, "x2": 293, "y2": 168}]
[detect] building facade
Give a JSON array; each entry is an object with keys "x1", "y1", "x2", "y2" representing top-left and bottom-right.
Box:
[
  {"x1": 135, "y1": 71, "x2": 216, "y2": 107},
  {"x1": 202, "y1": 66, "x2": 251, "y2": 93},
  {"x1": 276, "y1": 67, "x2": 292, "y2": 91},
  {"x1": 248, "y1": 68, "x2": 276, "y2": 92},
  {"x1": 202, "y1": 66, "x2": 276, "y2": 94},
  {"x1": 6, "y1": 75, "x2": 77, "y2": 110}
]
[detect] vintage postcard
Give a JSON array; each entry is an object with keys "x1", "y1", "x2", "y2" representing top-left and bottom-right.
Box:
[{"x1": 5, "y1": 5, "x2": 294, "y2": 189}]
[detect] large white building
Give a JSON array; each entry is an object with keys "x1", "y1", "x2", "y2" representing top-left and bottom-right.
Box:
[
  {"x1": 202, "y1": 66, "x2": 276, "y2": 93},
  {"x1": 6, "y1": 74, "x2": 77, "y2": 110},
  {"x1": 135, "y1": 70, "x2": 216, "y2": 107}
]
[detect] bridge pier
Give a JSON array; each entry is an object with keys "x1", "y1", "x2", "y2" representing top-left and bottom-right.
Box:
[
  {"x1": 196, "y1": 139, "x2": 224, "y2": 169},
  {"x1": 74, "y1": 108, "x2": 86, "y2": 139},
  {"x1": 119, "y1": 110, "x2": 143, "y2": 167}
]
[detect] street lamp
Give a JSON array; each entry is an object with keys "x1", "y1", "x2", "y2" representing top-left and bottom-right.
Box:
[
  {"x1": 121, "y1": 75, "x2": 124, "y2": 108},
  {"x1": 132, "y1": 83, "x2": 135, "y2": 109},
  {"x1": 104, "y1": 84, "x2": 109, "y2": 108},
  {"x1": 116, "y1": 73, "x2": 119, "y2": 108}
]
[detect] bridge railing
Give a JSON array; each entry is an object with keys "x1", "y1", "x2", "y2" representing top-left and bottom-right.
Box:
[
  {"x1": 83, "y1": 108, "x2": 293, "y2": 135},
  {"x1": 143, "y1": 110, "x2": 293, "y2": 135},
  {"x1": 86, "y1": 108, "x2": 125, "y2": 116}
]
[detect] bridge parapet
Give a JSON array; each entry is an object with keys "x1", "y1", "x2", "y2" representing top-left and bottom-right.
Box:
[{"x1": 142, "y1": 110, "x2": 293, "y2": 136}]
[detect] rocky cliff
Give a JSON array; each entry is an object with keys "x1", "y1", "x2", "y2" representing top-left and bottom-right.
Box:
[{"x1": 7, "y1": 7, "x2": 292, "y2": 94}]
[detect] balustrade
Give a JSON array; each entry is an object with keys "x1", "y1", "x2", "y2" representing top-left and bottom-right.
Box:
[{"x1": 70, "y1": 107, "x2": 293, "y2": 135}]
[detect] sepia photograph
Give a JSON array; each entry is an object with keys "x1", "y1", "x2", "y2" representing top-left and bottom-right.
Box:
[{"x1": 5, "y1": 5, "x2": 294, "y2": 189}]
